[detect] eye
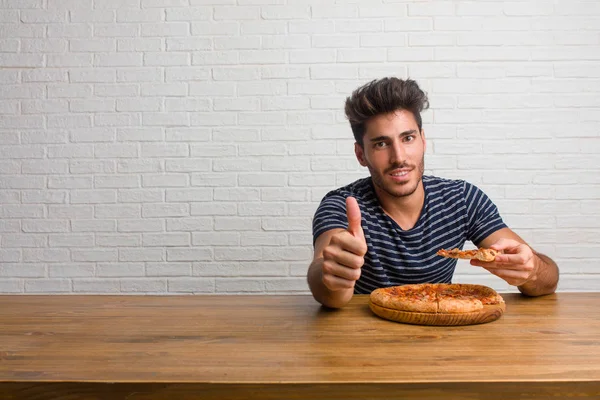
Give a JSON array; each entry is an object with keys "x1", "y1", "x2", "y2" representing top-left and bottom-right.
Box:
[
  {"x1": 373, "y1": 141, "x2": 387, "y2": 149},
  {"x1": 403, "y1": 135, "x2": 415, "y2": 143}
]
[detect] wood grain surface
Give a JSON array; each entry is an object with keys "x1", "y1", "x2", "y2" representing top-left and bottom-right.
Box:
[
  {"x1": 1, "y1": 293, "x2": 599, "y2": 400},
  {"x1": 369, "y1": 301, "x2": 505, "y2": 326}
]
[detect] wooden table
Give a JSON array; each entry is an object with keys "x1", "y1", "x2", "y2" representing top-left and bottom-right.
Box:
[{"x1": 1, "y1": 293, "x2": 599, "y2": 400}]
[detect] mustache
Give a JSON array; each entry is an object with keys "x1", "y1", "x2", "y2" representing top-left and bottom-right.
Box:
[{"x1": 384, "y1": 163, "x2": 413, "y2": 174}]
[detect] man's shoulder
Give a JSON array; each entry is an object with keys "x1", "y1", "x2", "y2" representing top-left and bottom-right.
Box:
[
  {"x1": 423, "y1": 175, "x2": 467, "y2": 194},
  {"x1": 321, "y1": 176, "x2": 373, "y2": 202},
  {"x1": 424, "y1": 176, "x2": 493, "y2": 207}
]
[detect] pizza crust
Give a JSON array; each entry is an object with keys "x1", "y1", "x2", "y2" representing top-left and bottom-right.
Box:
[
  {"x1": 438, "y1": 297, "x2": 482, "y2": 313},
  {"x1": 436, "y1": 248, "x2": 499, "y2": 262}
]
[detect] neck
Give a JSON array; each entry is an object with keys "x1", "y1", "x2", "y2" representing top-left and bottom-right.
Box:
[{"x1": 373, "y1": 179, "x2": 425, "y2": 231}]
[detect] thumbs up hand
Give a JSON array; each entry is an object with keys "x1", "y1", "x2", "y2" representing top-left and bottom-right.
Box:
[{"x1": 321, "y1": 197, "x2": 368, "y2": 291}]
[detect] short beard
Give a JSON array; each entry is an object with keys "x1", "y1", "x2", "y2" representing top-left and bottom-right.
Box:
[{"x1": 369, "y1": 155, "x2": 425, "y2": 199}]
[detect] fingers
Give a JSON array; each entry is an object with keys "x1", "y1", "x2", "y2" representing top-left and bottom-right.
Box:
[
  {"x1": 471, "y1": 251, "x2": 537, "y2": 287},
  {"x1": 490, "y1": 238, "x2": 521, "y2": 252},
  {"x1": 494, "y1": 252, "x2": 531, "y2": 265},
  {"x1": 322, "y1": 261, "x2": 362, "y2": 291},
  {"x1": 321, "y1": 230, "x2": 366, "y2": 291},
  {"x1": 321, "y1": 245, "x2": 363, "y2": 291},
  {"x1": 322, "y1": 270, "x2": 360, "y2": 291},
  {"x1": 329, "y1": 230, "x2": 367, "y2": 257},
  {"x1": 472, "y1": 243, "x2": 533, "y2": 267},
  {"x1": 345, "y1": 196, "x2": 363, "y2": 238},
  {"x1": 470, "y1": 257, "x2": 533, "y2": 271},
  {"x1": 323, "y1": 258, "x2": 362, "y2": 281},
  {"x1": 323, "y1": 242, "x2": 365, "y2": 269}
]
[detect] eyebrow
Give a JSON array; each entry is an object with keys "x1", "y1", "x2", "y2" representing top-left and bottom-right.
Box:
[{"x1": 369, "y1": 130, "x2": 418, "y2": 142}]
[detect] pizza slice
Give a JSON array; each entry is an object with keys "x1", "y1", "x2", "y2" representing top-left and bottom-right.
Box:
[
  {"x1": 435, "y1": 283, "x2": 484, "y2": 313},
  {"x1": 370, "y1": 283, "x2": 438, "y2": 313},
  {"x1": 436, "y1": 247, "x2": 499, "y2": 262},
  {"x1": 450, "y1": 283, "x2": 505, "y2": 305},
  {"x1": 437, "y1": 295, "x2": 482, "y2": 313}
]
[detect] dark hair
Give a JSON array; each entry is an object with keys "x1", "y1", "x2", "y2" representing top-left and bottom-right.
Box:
[{"x1": 344, "y1": 77, "x2": 429, "y2": 146}]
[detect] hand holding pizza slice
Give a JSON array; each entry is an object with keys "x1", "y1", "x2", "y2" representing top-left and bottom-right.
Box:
[{"x1": 469, "y1": 238, "x2": 538, "y2": 287}]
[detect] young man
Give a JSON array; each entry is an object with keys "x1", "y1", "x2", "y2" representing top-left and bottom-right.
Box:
[{"x1": 307, "y1": 77, "x2": 559, "y2": 309}]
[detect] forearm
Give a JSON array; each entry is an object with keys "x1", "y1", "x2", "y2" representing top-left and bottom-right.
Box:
[
  {"x1": 307, "y1": 257, "x2": 354, "y2": 309},
  {"x1": 518, "y1": 253, "x2": 559, "y2": 297}
]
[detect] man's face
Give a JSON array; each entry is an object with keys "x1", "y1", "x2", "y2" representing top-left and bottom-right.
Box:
[{"x1": 354, "y1": 110, "x2": 426, "y2": 199}]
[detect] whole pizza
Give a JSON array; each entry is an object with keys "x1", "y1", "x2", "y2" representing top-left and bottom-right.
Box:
[{"x1": 369, "y1": 283, "x2": 504, "y2": 314}]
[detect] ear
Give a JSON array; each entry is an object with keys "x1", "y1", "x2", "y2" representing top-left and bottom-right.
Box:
[
  {"x1": 421, "y1": 129, "x2": 426, "y2": 152},
  {"x1": 354, "y1": 142, "x2": 368, "y2": 167}
]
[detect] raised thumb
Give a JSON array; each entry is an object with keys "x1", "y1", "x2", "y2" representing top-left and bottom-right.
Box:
[{"x1": 345, "y1": 196, "x2": 362, "y2": 237}]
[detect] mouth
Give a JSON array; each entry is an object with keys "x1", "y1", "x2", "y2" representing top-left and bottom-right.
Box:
[
  {"x1": 389, "y1": 167, "x2": 411, "y2": 176},
  {"x1": 388, "y1": 168, "x2": 412, "y2": 182},
  {"x1": 390, "y1": 169, "x2": 409, "y2": 177}
]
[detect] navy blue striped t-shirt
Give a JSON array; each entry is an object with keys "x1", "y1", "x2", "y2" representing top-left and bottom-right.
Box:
[{"x1": 312, "y1": 175, "x2": 507, "y2": 294}]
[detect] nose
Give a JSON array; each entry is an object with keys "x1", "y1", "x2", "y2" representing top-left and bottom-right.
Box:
[{"x1": 389, "y1": 139, "x2": 407, "y2": 164}]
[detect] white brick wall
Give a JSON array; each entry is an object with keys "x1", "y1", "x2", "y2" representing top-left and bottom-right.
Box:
[{"x1": 0, "y1": 1, "x2": 598, "y2": 294}]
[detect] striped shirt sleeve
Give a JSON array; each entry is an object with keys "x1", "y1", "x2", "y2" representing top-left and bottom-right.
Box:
[
  {"x1": 312, "y1": 193, "x2": 349, "y2": 245},
  {"x1": 463, "y1": 182, "x2": 507, "y2": 246}
]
